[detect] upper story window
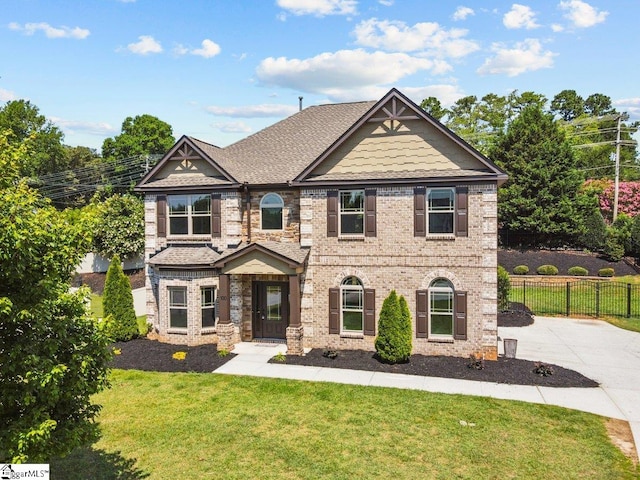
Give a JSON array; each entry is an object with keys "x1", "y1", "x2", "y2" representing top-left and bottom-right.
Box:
[
  {"x1": 427, "y1": 188, "x2": 455, "y2": 234},
  {"x1": 339, "y1": 190, "x2": 364, "y2": 236},
  {"x1": 260, "y1": 193, "x2": 284, "y2": 230},
  {"x1": 168, "y1": 194, "x2": 211, "y2": 236}
]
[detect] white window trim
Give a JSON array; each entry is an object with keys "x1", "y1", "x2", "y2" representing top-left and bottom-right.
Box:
[
  {"x1": 428, "y1": 280, "x2": 454, "y2": 339},
  {"x1": 340, "y1": 277, "x2": 364, "y2": 334},
  {"x1": 259, "y1": 193, "x2": 284, "y2": 231},
  {"x1": 427, "y1": 187, "x2": 455, "y2": 236},
  {"x1": 339, "y1": 190, "x2": 365, "y2": 238},
  {"x1": 201, "y1": 286, "x2": 216, "y2": 332},
  {"x1": 167, "y1": 194, "x2": 211, "y2": 237},
  {"x1": 168, "y1": 286, "x2": 188, "y2": 331}
]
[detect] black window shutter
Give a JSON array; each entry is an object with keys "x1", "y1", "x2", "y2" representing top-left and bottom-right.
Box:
[
  {"x1": 416, "y1": 290, "x2": 428, "y2": 338},
  {"x1": 329, "y1": 288, "x2": 340, "y2": 334},
  {"x1": 454, "y1": 291, "x2": 467, "y2": 340},
  {"x1": 364, "y1": 189, "x2": 376, "y2": 237},
  {"x1": 455, "y1": 187, "x2": 468, "y2": 237},
  {"x1": 211, "y1": 193, "x2": 221, "y2": 238},
  {"x1": 363, "y1": 288, "x2": 375, "y2": 335},
  {"x1": 157, "y1": 195, "x2": 167, "y2": 238},
  {"x1": 327, "y1": 191, "x2": 339, "y2": 237},
  {"x1": 414, "y1": 187, "x2": 426, "y2": 237}
]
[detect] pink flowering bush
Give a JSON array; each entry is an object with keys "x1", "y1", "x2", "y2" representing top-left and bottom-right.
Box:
[{"x1": 583, "y1": 179, "x2": 640, "y2": 221}]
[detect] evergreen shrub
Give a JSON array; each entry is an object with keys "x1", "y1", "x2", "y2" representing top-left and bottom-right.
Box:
[
  {"x1": 497, "y1": 266, "x2": 511, "y2": 311},
  {"x1": 536, "y1": 265, "x2": 558, "y2": 275},
  {"x1": 598, "y1": 268, "x2": 615, "y2": 277},
  {"x1": 513, "y1": 265, "x2": 529, "y2": 275},
  {"x1": 375, "y1": 290, "x2": 412, "y2": 364},
  {"x1": 568, "y1": 266, "x2": 588, "y2": 276},
  {"x1": 103, "y1": 255, "x2": 138, "y2": 342}
]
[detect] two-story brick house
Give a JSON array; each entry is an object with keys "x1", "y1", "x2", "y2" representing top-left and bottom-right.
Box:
[{"x1": 135, "y1": 88, "x2": 507, "y2": 359}]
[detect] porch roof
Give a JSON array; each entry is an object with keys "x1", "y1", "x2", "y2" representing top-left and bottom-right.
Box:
[
  {"x1": 214, "y1": 241, "x2": 309, "y2": 275},
  {"x1": 148, "y1": 245, "x2": 221, "y2": 268}
]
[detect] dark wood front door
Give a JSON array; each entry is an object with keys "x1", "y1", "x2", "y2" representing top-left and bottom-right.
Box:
[{"x1": 253, "y1": 281, "x2": 289, "y2": 339}]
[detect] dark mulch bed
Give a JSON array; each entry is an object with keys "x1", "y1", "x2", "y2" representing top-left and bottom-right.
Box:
[
  {"x1": 275, "y1": 349, "x2": 598, "y2": 388},
  {"x1": 110, "y1": 338, "x2": 236, "y2": 373},
  {"x1": 498, "y1": 303, "x2": 535, "y2": 327},
  {"x1": 498, "y1": 248, "x2": 638, "y2": 277},
  {"x1": 72, "y1": 269, "x2": 145, "y2": 294}
]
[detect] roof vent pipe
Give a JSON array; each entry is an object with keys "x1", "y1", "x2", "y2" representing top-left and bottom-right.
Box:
[{"x1": 299, "y1": 96, "x2": 303, "y2": 111}]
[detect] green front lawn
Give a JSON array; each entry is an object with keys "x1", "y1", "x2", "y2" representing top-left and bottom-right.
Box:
[{"x1": 50, "y1": 370, "x2": 637, "y2": 479}]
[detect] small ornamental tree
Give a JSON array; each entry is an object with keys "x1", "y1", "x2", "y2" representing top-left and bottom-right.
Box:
[
  {"x1": 91, "y1": 194, "x2": 145, "y2": 260},
  {"x1": 375, "y1": 290, "x2": 412, "y2": 364},
  {"x1": 103, "y1": 255, "x2": 138, "y2": 342}
]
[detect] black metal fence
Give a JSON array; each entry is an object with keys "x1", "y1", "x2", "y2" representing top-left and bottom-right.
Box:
[{"x1": 508, "y1": 279, "x2": 640, "y2": 319}]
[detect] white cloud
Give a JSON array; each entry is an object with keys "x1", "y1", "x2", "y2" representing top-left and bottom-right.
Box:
[
  {"x1": 0, "y1": 88, "x2": 17, "y2": 102},
  {"x1": 551, "y1": 23, "x2": 564, "y2": 32},
  {"x1": 212, "y1": 121, "x2": 253, "y2": 134},
  {"x1": 353, "y1": 19, "x2": 479, "y2": 58},
  {"x1": 206, "y1": 104, "x2": 298, "y2": 118},
  {"x1": 559, "y1": 0, "x2": 608, "y2": 28},
  {"x1": 613, "y1": 97, "x2": 640, "y2": 120},
  {"x1": 503, "y1": 4, "x2": 540, "y2": 29},
  {"x1": 175, "y1": 39, "x2": 221, "y2": 58},
  {"x1": 402, "y1": 84, "x2": 467, "y2": 107},
  {"x1": 9, "y1": 22, "x2": 90, "y2": 39},
  {"x1": 51, "y1": 118, "x2": 117, "y2": 136},
  {"x1": 452, "y1": 6, "x2": 474, "y2": 21},
  {"x1": 276, "y1": 0, "x2": 357, "y2": 16},
  {"x1": 126, "y1": 35, "x2": 163, "y2": 55},
  {"x1": 379, "y1": 0, "x2": 394, "y2": 6},
  {"x1": 477, "y1": 38, "x2": 556, "y2": 77},
  {"x1": 256, "y1": 49, "x2": 437, "y2": 96}
]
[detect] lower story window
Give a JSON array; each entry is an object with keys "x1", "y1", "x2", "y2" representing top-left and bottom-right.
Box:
[
  {"x1": 341, "y1": 276, "x2": 363, "y2": 333},
  {"x1": 201, "y1": 287, "x2": 216, "y2": 328},
  {"x1": 429, "y1": 278, "x2": 454, "y2": 337},
  {"x1": 169, "y1": 286, "x2": 187, "y2": 329}
]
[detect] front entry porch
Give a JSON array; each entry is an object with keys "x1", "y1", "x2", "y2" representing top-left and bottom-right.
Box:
[{"x1": 213, "y1": 242, "x2": 308, "y2": 355}]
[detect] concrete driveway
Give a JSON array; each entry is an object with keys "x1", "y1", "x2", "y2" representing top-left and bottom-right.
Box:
[{"x1": 499, "y1": 316, "x2": 640, "y2": 456}]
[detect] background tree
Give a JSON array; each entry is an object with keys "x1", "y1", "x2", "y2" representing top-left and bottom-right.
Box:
[
  {"x1": 0, "y1": 100, "x2": 67, "y2": 177},
  {"x1": 102, "y1": 114, "x2": 175, "y2": 162},
  {"x1": 489, "y1": 105, "x2": 591, "y2": 246},
  {"x1": 420, "y1": 96, "x2": 448, "y2": 122},
  {"x1": 89, "y1": 193, "x2": 145, "y2": 259},
  {"x1": 375, "y1": 290, "x2": 412, "y2": 364},
  {"x1": 102, "y1": 255, "x2": 138, "y2": 342},
  {"x1": 0, "y1": 131, "x2": 111, "y2": 462},
  {"x1": 550, "y1": 89, "x2": 585, "y2": 121}
]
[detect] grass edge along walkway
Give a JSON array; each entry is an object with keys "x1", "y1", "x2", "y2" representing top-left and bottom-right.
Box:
[{"x1": 50, "y1": 370, "x2": 638, "y2": 479}]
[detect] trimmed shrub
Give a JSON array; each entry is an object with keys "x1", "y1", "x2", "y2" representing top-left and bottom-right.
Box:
[
  {"x1": 103, "y1": 255, "x2": 139, "y2": 342},
  {"x1": 512, "y1": 265, "x2": 529, "y2": 275},
  {"x1": 598, "y1": 267, "x2": 615, "y2": 277},
  {"x1": 536, "y1": 265, "x2": 558, "y2": 275},
  {"x1": 375, "y1": 290, "x2": 412, "y2": 364},
  {"x1": 497, "y1": 266, "x2": 511, "y2": 312},
  {"x1": 568, "y1": 266, "x2": 588, "y2": 276}
]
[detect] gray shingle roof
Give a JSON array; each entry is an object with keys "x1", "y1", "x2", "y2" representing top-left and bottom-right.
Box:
[
  {"x1": 191, "y1": 101, "x2": 376, "y2": 185},
  {"x1": 302, "y1": 168, "x2": 498, "y2": 183},
  {"x1": 216, "y1": 241, "x2": 309, "y2": 266},
  {"x1": 149, "y1": 246, "x2": 220, "y2": 267}
]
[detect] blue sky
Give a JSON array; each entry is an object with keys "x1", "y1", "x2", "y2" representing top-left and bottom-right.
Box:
[{"x1": 2, "y1": 0, "x2": 637, "y2": 151}]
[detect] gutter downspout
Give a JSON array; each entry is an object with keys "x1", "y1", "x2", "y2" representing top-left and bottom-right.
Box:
[{"x1": 244, "y1": 182, "x2": 251, "y2": 243}]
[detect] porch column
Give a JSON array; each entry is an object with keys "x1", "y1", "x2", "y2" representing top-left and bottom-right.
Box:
[
  {"x1": 217, "y1": 273, "x2": 235, "y2": 352},
  {"x1": 286, "y1": 273, "x2": 304, "y2": 355}
]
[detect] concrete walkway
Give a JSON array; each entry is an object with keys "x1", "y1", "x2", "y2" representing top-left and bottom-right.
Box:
[{"x1": 213, "y1": 316, "x2": 640, "y2": 460}]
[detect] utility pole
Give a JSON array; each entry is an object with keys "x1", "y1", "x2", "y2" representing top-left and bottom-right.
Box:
[{"x1": 613, "y1": 114, "x2": 622, "y2": 222}]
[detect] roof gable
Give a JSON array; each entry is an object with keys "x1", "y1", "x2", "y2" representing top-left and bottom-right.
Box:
[
  {"x1": 294, "y1": 88, "x2": 506, "y2": 184},
  {"x1": 136, "y1": 136, "x2": 239, "y2": 191}
]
